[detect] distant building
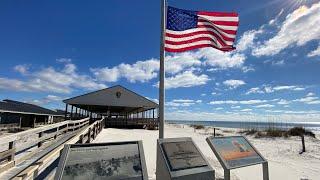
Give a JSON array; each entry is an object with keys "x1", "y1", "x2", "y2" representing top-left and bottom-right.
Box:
[{"x1": 0, "y1": 99, "x2": 64, "y2": 128}]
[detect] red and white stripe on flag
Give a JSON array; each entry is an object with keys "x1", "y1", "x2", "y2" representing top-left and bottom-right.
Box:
[{"x1": 165, "y1": 6, "x2": 239, "y2": 53}]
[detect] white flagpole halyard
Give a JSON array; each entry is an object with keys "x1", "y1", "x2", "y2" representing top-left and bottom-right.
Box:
[{"x1": 159, "y1": 0, "x2": 166, "y2": 139}]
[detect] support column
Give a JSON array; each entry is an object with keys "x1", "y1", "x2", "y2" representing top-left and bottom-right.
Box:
[
  {"x1": 64, "y1": 104, "x2": 68, "y2": 121},
  {"x1": 75, "y1": 108, "x2": 78, "y2": 119},
  {"x1": 70, "y1": 105, "x2": 74, "y2": 120}
]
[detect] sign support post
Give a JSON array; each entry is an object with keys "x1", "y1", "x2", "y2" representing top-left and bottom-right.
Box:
[
  {"x1": 262, "y1": 162, "x2": 269, "y2": 180},
  {"x1": 224, "y1": 169, "x2": 230, "y2": 180}
]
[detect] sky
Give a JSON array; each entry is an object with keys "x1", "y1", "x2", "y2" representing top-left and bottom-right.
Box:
[{"x1": 0, "y1": 0, "x2": 320, "y2": 122}]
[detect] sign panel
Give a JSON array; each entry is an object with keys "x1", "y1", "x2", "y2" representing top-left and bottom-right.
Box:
[
  {"x1": 161, "y1": 141, "x2": 207, "y2": 171},
  {"x1": 56, "y1": 142, "x2": 147, "y2": 180},
  {"x1": 207, "y1": 136, "x2": 266, "y2": 169}
]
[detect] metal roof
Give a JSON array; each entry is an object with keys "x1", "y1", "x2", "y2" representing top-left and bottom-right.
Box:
[
  {"x1": 63, "y1": 85, "x2": 158, "y2": 114},
  {"x1": 0, "y1": 99, "x2": 63, "y2": 116}
]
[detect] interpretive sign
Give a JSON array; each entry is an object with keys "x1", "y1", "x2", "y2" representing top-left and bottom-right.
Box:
[
  {"x1": 206, "y1": 136, "x2": 269, "y2": 180},
  {"x1": 55, "y1": 141, "x2": 148, "y2": 180},
  {"x1": 162, "y1": 141, "x2": 207, "y2": 171},
  {"x1": 157, "y1": 137, "x2": 214, "y2": 180}
]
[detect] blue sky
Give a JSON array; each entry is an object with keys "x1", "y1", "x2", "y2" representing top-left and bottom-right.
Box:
[{"x1": 0, "y1": 0, "x2": 320, "y2": 122}]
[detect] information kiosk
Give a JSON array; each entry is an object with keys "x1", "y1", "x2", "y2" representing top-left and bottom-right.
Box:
[
  {"x1": 206, "y1": 136, "x2": 269, "y2": 180},
  {"x1": 157, "y1": 137, "x2": 215, "y2": 180},
  {"x1": 55, "y1": 141, "x2": 148, "y2": 180}
]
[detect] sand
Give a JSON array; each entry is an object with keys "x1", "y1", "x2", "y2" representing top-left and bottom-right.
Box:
[{"x1": 92, "y1": 124, "x2": 320, "y2": 180}]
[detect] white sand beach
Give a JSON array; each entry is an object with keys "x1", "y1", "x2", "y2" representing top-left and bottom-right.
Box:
[{"x1": 93, "y1": 124, "x2": 320, "y2": 180}]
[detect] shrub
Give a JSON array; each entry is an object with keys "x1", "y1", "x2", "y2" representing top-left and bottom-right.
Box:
[
  {"x1": 266, "y1": 128, "x2": 285, "y2": 137},
  {"x1": 190, "y1": 124, "x2": 205, "y2": 129},
  {"x1": 238, "y1": 129, "x2": 258, "y2": 135},
  {"x1": 288, "y1": 127, "x2": 315, "y2": 138}
]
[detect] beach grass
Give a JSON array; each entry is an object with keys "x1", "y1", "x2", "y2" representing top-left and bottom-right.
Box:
[{"x1": 239, "y1": 126, "x2": 316, "y2": 138}]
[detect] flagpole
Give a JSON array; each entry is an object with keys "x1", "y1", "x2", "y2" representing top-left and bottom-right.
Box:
[{"x1": 159, "y1": 0, "x2": 166, "y2": 139}]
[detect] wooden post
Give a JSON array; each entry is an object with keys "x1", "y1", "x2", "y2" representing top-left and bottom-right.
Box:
[
  {"x1": 214, "y1": 128, "x2": 216, "y2": 137},
  {"x1": 79, "y1": 134, "x2": 84, "y2": 144},
  {"x1": 87, "y1": 128, "x2": 91, "y2": 143},
  {"x1": 8, "y1": 141, "x2": 15, "y2": 163},
  {"x1": 54, "y1": 127, "x2": 58, "y2": 139},
  {"x1": 70, "y1": 106, "x2": 74, "y2": 120},
  {"x1": 38, "y1": 132, "x2": 43, "y2": 147},
  {"x1": 75, "y1": 108, "x2": 78, "y2": 119},
  {"x1": 93, "y1": 125, "x2": 96, "y2": 139},
  {"x1": 301, "y1": 135, "x2": 306, "y2": 153},
  {"x1": 64, "y1": 104, "x2": 68, "y2": 121}
]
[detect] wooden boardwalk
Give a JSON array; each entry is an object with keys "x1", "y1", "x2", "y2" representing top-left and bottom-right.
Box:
[{"x1": 0, "y1": 118, "x2": 104, "y2": 179}]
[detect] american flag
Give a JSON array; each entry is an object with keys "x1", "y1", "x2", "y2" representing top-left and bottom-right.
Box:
[{"x1": 165, "y1": 6, "x2": 239, "y2": 53}]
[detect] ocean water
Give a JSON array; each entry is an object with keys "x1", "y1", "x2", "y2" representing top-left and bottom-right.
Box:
[{"x1": 167, "y1": 120, "x2": 320, "y2": 132}]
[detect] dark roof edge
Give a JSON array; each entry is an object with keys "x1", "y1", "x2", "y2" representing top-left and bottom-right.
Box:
[{"x1": 63, "y1": 85, "x2": 158, "y2": 107}]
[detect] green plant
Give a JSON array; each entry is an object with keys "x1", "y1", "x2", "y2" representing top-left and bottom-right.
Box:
[{"x1": 190, "y1": 124, "x2": 205, "y2": 129}]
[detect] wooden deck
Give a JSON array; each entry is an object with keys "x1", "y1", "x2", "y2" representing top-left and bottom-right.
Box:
[{"x1": 105, "y1": 117, "x2": 159, "y2": 129}]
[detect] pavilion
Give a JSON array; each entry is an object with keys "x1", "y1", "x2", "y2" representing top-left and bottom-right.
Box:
[{"x1": 63, "y1": 85, "x2": 159, "y2": 129}]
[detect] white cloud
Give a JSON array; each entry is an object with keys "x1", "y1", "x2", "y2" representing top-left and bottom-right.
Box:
[
  {"x1": 293, "y1": 96, "x2": 319, "y2": 104},
  {"x1": 268, "y1": 9, "x2": 284, "y2": 25},
  {"x1": 241, "y1": 66, "x2": 255, "y2": 73},
  {"x1": 195, "y1": 100, "x2": 202, "y2": 103},
  {"x1": 223, "y1": 79, "x2": 246, "y2": 89},
  {"x1": 165, "y1": 53, "x2": 201, "y2": 74},
  {"x1": 252, "y1": 2, "x2": 320, "y2": 56},
  {"x1": 236, "y1": 29, "x2": 263, "y2": 51},
  {"x1": 255, "y1": 104, "x2": 275, "y2": 108},
  {"x1": 201, "y1": 93, "x2": 206, "y2": 97},
  {"x1": 240, "y1": 109, "x2": 252, "y2": 112},
  {"x1": 56, "y1": 58, "x2": 72, "y2": 63},
  {"x1": 14, "y1": 64, "x2": 29, "y2": 75},
  {"x1": 246, "y1": 87, "x2": 264, "y2": 95},
  {"x1": 172, "y1": 99, "x2": 194, "y2": 103},
  {"x1": 25, "y1": 95, "x2": 65, "y2": 106},
  {"x1": 278, "y1": 99, "x2": 290, "y2": 105},
  {"x1": 0, "y1": 62, "x2": 107, "y2": 94},
  {"x1": 246, "y1": 85, "x2": 306, "y2": 95},
  {"x1": 307, "y1": 100, "x2": 320, "y2": 104},
  {"x1": 271, "y1": 60, "x2": 285, "y2": 66},
  {"x1": 197, "y1": 48, "x2": 246, "y2": 69},
  {"x1": 307, "y1": 92, "x2": 316, "y2": 97},
  {"x1": 209, "y1": 99, "x2": 268, "y2": 105},
  {"x1": 307, "y1": 44, "x2": 320, "y2": 57},
  {"x1": 146, "y1": 97, "x2": 159, "y2": 104},
  {"x1": 231, "y1": 106, "x2": 241, "y2": 109},
  {"x1": 92, "y1": 59, "x2": 159, "y2": 83},
  {"x1": 166, "y1": 99, "x2": 202, "y2": 107},
  {"x1": 156, "y1": 71, "x2": 210, "y2": 89},
  {"x1": 215, "y1": 107, "x2": 224, "y2": 110}
]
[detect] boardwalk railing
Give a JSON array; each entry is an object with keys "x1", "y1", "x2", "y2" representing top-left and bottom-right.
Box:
[
  {"x1": 105, "y1": 117, "x2": 158, "y2": 128},
  {"x1": 0, "y1": 118, "x2": 89, "y2": 174},
  {"x1": 12, "y1": 118, "x2": 104, "y2": 180}
]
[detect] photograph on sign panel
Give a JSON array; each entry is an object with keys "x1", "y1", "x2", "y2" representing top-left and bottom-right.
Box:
[
  {"x1": 210, "y1": 136, "x2": 264, "y2": 168},
  {"x1": 61, "y1": 144, "x2": 143, "y2": 180},
  {"x1": 162, "y1": 141, "x2": 207, "y2": 171}
]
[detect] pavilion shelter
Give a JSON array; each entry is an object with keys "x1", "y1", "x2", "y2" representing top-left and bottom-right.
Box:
[{"x1": 63, "y1": 85, "x2": 159, "y2": 129}]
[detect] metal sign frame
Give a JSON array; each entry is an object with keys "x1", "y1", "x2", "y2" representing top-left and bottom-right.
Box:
[
  {"x1": 54, "y1": 141, "x2": 148, "y2": 180},
  {"x1": 206, "y1": 135, "x2": 269, "y2": 180},
  {"x1": 157, "y1": 137, "x2": 214, "y2": 180}
]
